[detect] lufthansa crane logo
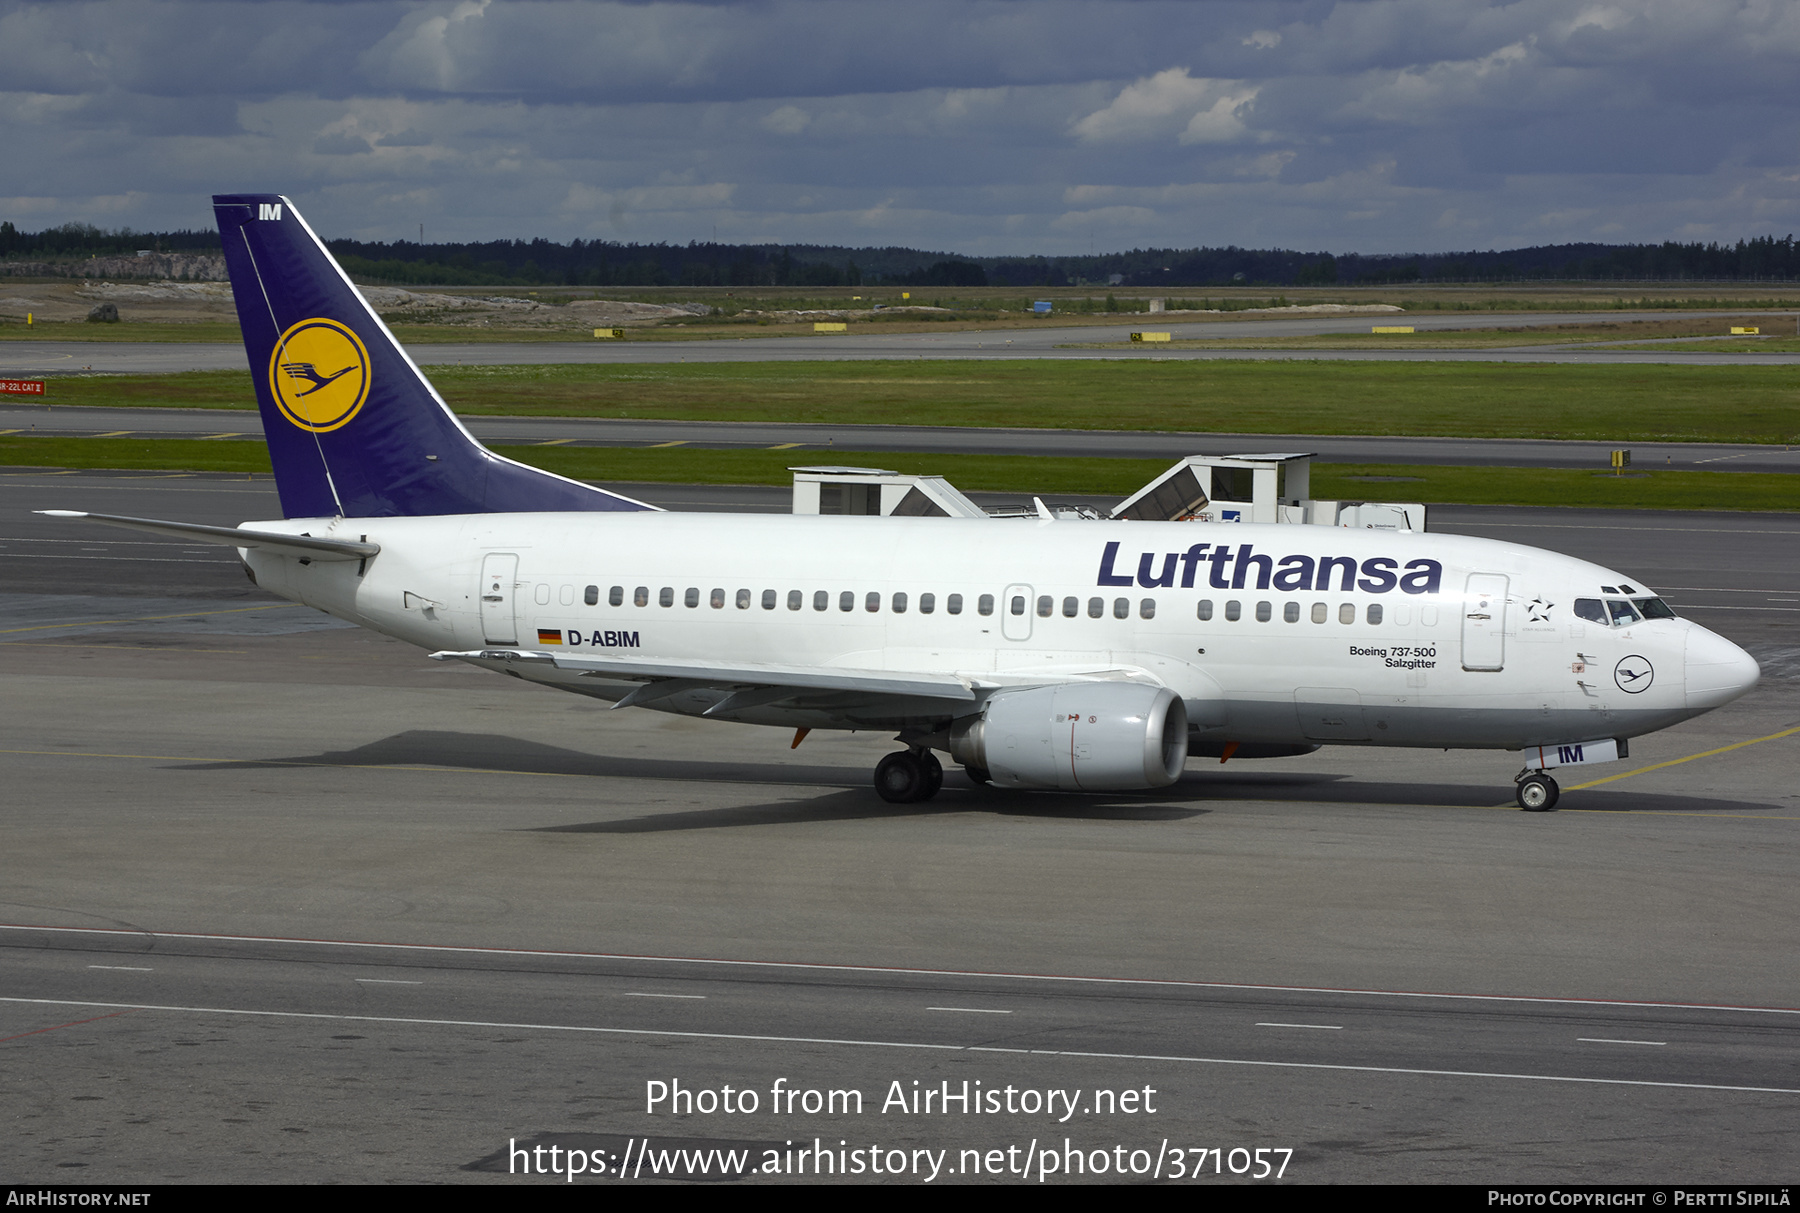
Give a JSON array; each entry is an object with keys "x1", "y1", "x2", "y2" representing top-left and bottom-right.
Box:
[
  {"x1": 1614, "y1": 654, "x2": 1654, "y2": 694},
  {"x1": 268, "y1": 318, "x2": 370, "y2": 433}
]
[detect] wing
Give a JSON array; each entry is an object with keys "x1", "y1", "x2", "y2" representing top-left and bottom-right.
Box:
[{"x1": 430, "y1": 648, "x2": 977, "y2": 717}]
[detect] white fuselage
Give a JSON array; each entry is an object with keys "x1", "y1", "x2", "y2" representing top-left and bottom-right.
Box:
[{"x1": 239, "y1": 512, "x2": 1759, "y2": 752}]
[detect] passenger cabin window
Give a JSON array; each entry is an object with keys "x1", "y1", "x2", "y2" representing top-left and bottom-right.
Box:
[
  {"x1": 953, "y1": 594, "x2": 969, "y2": 615},
  {"x1": 608, "y1": 586, "x2": 623, "y2": 607},
  {"x1": 685, "y1": 587, "x2": 700, "y2": 608},
  {"x1": 535, "y1": 584, "x2": 551, "y2": 606},
  {"x1": 736, "y1": 589, "x2": 752, "y2": 609},
  {"x1": 584, "y1": 585, "x2": 599, "y2": 606},
  {"x1": 787, "y1": 590, "x2": 802, "y2": 610},
  {"x1": 866, "y1": 592, "x2": 880, "y2": 613},
  {"x1": 659, "y1": 587, "x2": 674, "y2": 607},
  {"x1": 1010, "y1": 595, "x2": 1026, "y2": 616},
  {"x1": 814, "y1": 590, "x2": 829, "y2": 611},
  {"x1": 1062, "y1": 596, "x2": 1077, "y2": 618},
  {"x1": 1140, "y1": 598, "x2": 1156, "y2": 620},
  {"x1": 1339, "y1": 603, "x2": 1356, "y2": 625},
  {"x1": 840, "y1": 590, "x2": 855, "y2": 612},
  {"x1": 975, "y1": 594, "x2": 991, "y2": 616},
  {"x1": 761, "y1": 589, "x2": 776, "y2": 610},
  {"x1": 635, "y1": 586, "x2": 649, "y2": 607},
  {"x1": 1283, "y1": 602, "x2": 1300, "y2": 623},
  {"x1": 1311, "y1": 602, "x2": 1327, "y2": 624},
  {"x1": 893, "y1": 592, "x2": 908, "y2": 614},
  {"x1": 1113, "y1": 598, "x2": 1129, "y2": 619},
  {"x1": 1197, "y1": 599, "x2": 1212, "y2": 621},
  {"x1": 1225, "y1": 600, "x2": 1241, "y2": 621},
  {"x1": 1367, "y1": 604, "x2": 1383, "y2": 626},
  {"x1": 1087, "y1": 597, "x2": 1103, "y2": 618},
  {"x1": 1035, "y1": 595, "x2": 1051, "y2": 617},
  {"x1": 1255, "y1": 601, "x2": 1271, "y2": 622},
  {"x1": 559, "y1": 585, "x2": 575, "y2": 607},
  {"x1": 919, "y1": 593, "x2": 935, "y2": 614}
]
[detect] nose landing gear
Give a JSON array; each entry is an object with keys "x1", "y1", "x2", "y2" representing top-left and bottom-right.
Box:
[
  {"x1": 1515, "y1": 770, "x2": 1560, "y2": 812},
  {"x1": 874, "y1": 749, "x2": 945, "y2": 804}
]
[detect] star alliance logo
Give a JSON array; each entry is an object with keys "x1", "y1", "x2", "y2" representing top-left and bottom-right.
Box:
[{"x1": 1527, "y1": 597, "x2": 1554, "y2": 622}]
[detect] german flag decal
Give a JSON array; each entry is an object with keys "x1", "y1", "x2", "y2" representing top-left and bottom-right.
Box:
[{"x1": 536, "y1": 628, "x2": 563, "y2": 646}]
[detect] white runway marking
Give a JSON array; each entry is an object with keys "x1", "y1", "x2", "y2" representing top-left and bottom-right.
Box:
[
  {"x1": 1258, "y1": 1022, "x2": 1342, "y2": 1030},
  {"x1": 623, "y1": 992, "x2": 704, "y2": 1000},
  {"x1": 87, "y1": 965, "x2": 152, "y2": 972},
  {"x1": 354, "y1": 979, "x2": 422, "y2": 985},
  {"x1": 3, "y1": 995, "x2": 1793, "y2": 1097},
  {"x1": 1579, "y1": 1038, "x2": 1667, "y2": 1046},
  {"x1": 929, "y1": 1007, "x2": 1013, "y2": 1014},
  {"x1": 7, "y1": 923, "x2": 1797, "y2": 1017}
]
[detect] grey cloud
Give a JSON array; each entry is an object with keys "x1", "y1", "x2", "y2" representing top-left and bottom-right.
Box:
[{"x1": 1, "y1": 0, "x2": 1796, "y2": 255}]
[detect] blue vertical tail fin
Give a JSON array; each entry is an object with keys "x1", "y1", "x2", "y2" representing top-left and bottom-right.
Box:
[{"x1": 213, "y1": 193, "x2": 653, "y2": 519}]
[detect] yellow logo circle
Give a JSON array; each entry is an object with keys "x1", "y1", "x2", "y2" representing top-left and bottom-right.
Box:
[{"x1": 268, "y1": 318, "x2": 370, "y2": 433}]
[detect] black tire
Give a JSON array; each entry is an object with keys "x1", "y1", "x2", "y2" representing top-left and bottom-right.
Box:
[
  {"x1": 918, "y1": 752, "x2": 943, "y2": 800},
  {"x1": 874, "y1": 751, "x2": 924, "y2": 803},
  {"x1": 1516, "y1": 773, "x2": 1559, "y2": 812}
]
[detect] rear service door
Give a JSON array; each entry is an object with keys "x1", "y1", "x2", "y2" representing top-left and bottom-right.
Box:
[
  {"x1": 1461, "y1": 573, "x2": 1509, "y2": 671},
  {"x1": 480, "y1": 553, "x2": 520, "y2": 645}
]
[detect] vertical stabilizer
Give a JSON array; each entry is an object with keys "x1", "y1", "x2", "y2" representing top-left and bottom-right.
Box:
[{"x1": 213, "y1": 194, "x2": 653, "y2": 519}]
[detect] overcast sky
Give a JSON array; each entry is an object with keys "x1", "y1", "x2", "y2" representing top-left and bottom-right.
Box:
[{"x1": 4, "y1": 0, "x2": 1796, "y2": 255}]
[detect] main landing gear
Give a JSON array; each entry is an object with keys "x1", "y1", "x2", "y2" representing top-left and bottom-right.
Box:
[
  {"x1": 874, "y1": 749, "x2": 944, "y2": 804},
  {"x1": 1514, "y1": 769, "x2": 1560, "y2": 812}
]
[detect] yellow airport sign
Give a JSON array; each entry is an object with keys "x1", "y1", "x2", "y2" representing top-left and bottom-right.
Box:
[
  {"x1": 1730, "y1": 327, "x2": 1760, "y2": 335},
  {"x1": 593, "y1": 328, "x2": 625, "y2": 339},
  {"x1": 1129, "y1": 332, "x2": 1171, "y2": 343},
  {"x1": 814, "y1": 322, "x2": 848, "y2": 333},
  {"x1": 1372, "y1": 325, "x2": 1415, "y2": 334}
]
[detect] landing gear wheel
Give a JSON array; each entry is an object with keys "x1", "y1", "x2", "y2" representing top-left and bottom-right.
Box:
[
  {"x1": 918, "y1": 751, "x2": 943, "y2": 800},
  {"x1": 874, "y1": 751, "x2": 924, "y2": 803},
  {"x1": 1516, "y1": 772, "x2": 1559, "y2": 812}
]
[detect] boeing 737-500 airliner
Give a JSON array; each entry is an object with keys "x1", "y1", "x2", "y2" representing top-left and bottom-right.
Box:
[{"x1": 43, "y1": 195, "x2": 1761, "y2": 811}]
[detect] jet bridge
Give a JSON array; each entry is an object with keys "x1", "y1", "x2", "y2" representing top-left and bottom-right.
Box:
[{"x1": 790, "y1": 454, "x2": 1426, "y2": 530}]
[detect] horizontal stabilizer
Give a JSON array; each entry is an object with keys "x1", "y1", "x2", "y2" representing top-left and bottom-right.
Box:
[{"x1": 37, "y1": 511, "x2": 378, "y2": 562}]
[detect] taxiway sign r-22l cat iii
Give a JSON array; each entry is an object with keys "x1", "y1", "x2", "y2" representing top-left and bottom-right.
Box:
[{"x1": 45, "y1": 195, "x2": 1761, "y2": 810}]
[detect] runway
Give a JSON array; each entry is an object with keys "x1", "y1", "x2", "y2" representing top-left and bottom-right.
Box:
[
  {"x1": 7, "y1": 403, "x2": 1799, "y2": 475},
  {"x1": 4, "y1": 471, "x2": 1798, "y2": 1183},
  {"x1": 4, "y1": 306, "x2": 1800, "y2": 375}
]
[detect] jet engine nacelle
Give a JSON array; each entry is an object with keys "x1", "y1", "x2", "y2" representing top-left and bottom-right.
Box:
[{"x1": 951, "y1": 682, "x2": 1189, "y2": 791}]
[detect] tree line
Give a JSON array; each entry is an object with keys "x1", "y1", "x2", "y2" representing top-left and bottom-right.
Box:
[{"x1": 4, "y1": 219, "x2": 1796, "y2": 287}]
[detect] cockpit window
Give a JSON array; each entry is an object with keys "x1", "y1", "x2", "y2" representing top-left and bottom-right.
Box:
[
  {"x1": 1634, "y1": 597, "x2": 1677, "y2": 620},
  {"x1": 1573, "y1": 598, "x2": 1608, "y2": 625},
  {"x1": 1606, "y1": 599, "x2": 1642, "y2": 626}
]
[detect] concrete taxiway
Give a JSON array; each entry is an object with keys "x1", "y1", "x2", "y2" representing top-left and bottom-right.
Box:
[
  {"x1": 6, "y1": 403, "x2": 1799, "y2": 476},
  {"x1": 3, "y1": 471, "x2": 1798, "y2": 1183},
  {"x1": 4, "y1": 306, "x2": 1800, "y2": 376}
]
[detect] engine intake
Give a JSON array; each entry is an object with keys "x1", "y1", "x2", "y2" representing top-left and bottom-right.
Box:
[{"x1": 951, "y1": 683, "x2": 1189, "y2": 791}]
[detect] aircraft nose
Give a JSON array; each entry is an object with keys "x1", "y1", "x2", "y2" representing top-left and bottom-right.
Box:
[{"x1": 1685, "y1": 625, "x2": 1760, "y2": 709}]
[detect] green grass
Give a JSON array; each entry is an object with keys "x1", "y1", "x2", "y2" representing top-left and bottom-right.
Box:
[
  {"x1": 4, "y1": 436, "x2": 1795, "y2": 511},
  {"x1": 31, "y1": 360, "x2": 1800, "y2": 444},
  {"x1": 0, "y1": 321, "x2": 245, "y2": 343}
]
